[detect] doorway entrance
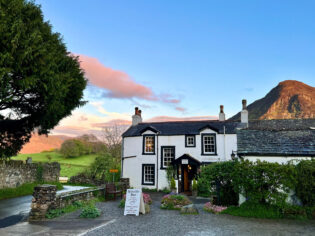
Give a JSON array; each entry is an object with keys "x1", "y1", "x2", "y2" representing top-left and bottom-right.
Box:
[{"x1": 172, "y1": 154, "x2": 200, "y2": 193}]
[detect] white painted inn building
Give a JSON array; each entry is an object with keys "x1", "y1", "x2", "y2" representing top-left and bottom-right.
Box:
[{"x1": 121, "y1": 101, "x2": 315, "y2": 192}]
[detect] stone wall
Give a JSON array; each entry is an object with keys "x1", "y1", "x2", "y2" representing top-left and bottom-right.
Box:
[
  {"x1": 69, "y1": 173, "x2": 104, "y2": 186},
  {"x1": 56, "y1": 187, "x2": 105, "y2": 208},
  {"x1": 29, "y1": 184, "x2": 105, "y2": 220},
  {"x1": 0, "y1": 160, "x2": 60, "y2": 189}
]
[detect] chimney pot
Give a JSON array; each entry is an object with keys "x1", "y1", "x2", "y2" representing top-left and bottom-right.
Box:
[
  {"x1": 219, "y1": 105, "x2": 225, "y2": 121},
  {"x1": 242, "y1": 99, "x2": 247, "y2": 110},
  {"x1": 241, "y1": 99, "x2": 248, "y2": 125},
  {"x1": 220, "y1": 105, "x2": 224, "y2": 113},
  {"x1": 132, "y1": 107, "x2": 143, "y2": 126}
]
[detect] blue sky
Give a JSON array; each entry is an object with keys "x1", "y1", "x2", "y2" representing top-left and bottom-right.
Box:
[{"x1": 35, "y1": 0, "x2": 315, "y2": 136}]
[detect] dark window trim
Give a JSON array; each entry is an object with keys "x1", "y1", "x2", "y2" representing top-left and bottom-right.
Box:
[
  {"x1": 201, "y1": 133, "x2": 217, "y2": 156},
  {"x1": 142, "y1": 164, "x2": 155, "y2": 185},
  {"x1": 185, "y1": 135, "x2": 196, "y2": 147},
  {"x1": 142, "y1": 134, "x2": 155, "y2": 155},
  {"x1": 160, "y1": 146, "x2": 175, "y2": 170}
]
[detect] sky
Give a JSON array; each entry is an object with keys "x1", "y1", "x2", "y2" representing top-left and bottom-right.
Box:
[{"x1": 35, "y1": 0, "x2": 315, "y2": 137}]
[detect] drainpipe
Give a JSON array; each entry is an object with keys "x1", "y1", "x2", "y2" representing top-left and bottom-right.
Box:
[
  {"x1": 156, "y1": 132, "x2": 160, "y2": 191},
  {"x1": 223, "y1": 126, "x2": 226, "y2": 161},
  {"x1": 121, "y1": 137, "x2": 124, "y2": 178}
]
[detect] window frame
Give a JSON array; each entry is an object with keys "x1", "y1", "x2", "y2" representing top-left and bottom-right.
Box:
[
  {"x1": 142, "y1": 164, "x2": 155, "y2": 185},
  {"x1": 201, "y1": 133, "x2": 217, "y2": 155},
  {"x1": 160, "y1": 146, "x2": 175, "y2": 169},
  {"x1": 185, "y1": 135, "x2": 196, "y2": 147},
  {"x1": 142, "y1": 134, "x2": 155, "y2": 155}
]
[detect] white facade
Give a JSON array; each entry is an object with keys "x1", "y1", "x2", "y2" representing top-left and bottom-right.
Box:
[{"x1": 122, "y1": 127, "x2": 237, "y2": 191}]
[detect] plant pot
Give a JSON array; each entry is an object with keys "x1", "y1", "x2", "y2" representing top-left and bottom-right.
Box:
[
  {"x1": 192, "y1": 190, "x2": 197, "y2": 197},
  {"x1": 171, "y1": 188, "x2": 177, "y2": 194}
]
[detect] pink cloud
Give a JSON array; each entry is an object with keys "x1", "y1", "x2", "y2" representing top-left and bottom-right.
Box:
[
  {"x1": 91, "y1": 119, "x2": 131, "y2": 128},
  {"x1": 78, "y1": 54, "x2": 180, "y2": 104},
  {"x1": 175, "y1": 107, "x2": 186, "y2": 112}
]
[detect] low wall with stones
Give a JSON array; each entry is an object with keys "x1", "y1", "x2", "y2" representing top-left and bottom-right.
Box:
[
  {"x1": 0, "y1": 160, "x2": 60, "y2": 189},
  {"x1": 69, "y1": 173, "x2": 104, "y2": 186},
  {"x1": 29, "y1": 184, "x2": 105, "y2": 220}
]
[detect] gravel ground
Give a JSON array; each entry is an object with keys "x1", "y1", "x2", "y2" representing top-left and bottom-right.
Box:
[{"x1": 86, "y1": 193, "x2": 315, "y2": 236}]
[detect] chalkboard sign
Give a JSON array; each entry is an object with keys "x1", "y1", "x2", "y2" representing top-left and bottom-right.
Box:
[{"x1": 124, "y1": 189, "x2": 142, "y2": 216}]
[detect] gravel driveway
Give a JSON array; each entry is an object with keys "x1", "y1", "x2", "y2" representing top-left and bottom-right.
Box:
[{"x1": 86, "y1": 193, "x2": 315, "y2": 236}]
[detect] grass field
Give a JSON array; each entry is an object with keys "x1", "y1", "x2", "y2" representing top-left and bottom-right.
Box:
[
  {"x1": 0, "y1": 182, "x2": 63, "y2": 200},
  {"x1": 12, "y1": 151, "x2": 98, "y2": 177}
]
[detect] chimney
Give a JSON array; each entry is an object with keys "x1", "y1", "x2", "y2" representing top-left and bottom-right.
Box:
[
  {"x1": 219, "y1": 105, "x2": 225, "y2": 121},
  {"x1": 241, "y1": 99, "x2": 248, "y2": 124},
  {"x1": 132, "y1": 107, "x2": 143, "y2": 126}
]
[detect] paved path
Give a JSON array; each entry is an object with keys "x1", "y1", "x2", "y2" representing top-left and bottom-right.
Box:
[
  {"x1": 1, "y1": 192, "x2": 314, "y2": 235},
  {"x1": 0, "y1": 185, "x2": 89, "y2": 228}
]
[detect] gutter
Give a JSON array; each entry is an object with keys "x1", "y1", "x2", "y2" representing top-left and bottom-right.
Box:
[
  {"x1": 156, "y1": 132, "x2": 160, "y2": 190},
  {"x1": 223, "y1": 126, "x2": 226, "y2": 161},
  {"x1": 121, "y1": 137, "x2": 124, "y2": 178}
]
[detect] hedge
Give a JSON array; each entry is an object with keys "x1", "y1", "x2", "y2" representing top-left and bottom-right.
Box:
[{"x1": 198, "y1": 159, "x2": 315, "y2": 207}]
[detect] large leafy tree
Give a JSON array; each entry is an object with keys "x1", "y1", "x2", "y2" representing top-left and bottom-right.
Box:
[{"x1": 0, "y1": 0, "x2": 87, "y2": 158}]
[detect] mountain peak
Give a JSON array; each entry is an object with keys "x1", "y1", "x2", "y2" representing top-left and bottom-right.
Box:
[{"x1": 230, "y1": 80, "x2": 315, "y2": 120}]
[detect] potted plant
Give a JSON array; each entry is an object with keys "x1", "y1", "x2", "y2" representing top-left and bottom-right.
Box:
[
  {"x1": 192, "y1": 178, "x2": 198, "y2": 197},
  {"x1": 170, "y1": 177, "x2": 177, "y2": 193}
]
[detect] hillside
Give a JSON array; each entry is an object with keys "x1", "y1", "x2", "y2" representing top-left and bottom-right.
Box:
[
  {"x1": 230, "y1": 80, "x2": 315, "y2": 120},
  {"x1": 20, "y1": 134, "x2": 70, "y2": 154}
]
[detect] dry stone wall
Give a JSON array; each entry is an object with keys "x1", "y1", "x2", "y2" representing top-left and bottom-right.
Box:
[
  {"x1": 29, "y1": 185, "x2": 105, "y2": 220},
  {"x1": 0, "y1": 160, "x2": 60, "y2": 189}
]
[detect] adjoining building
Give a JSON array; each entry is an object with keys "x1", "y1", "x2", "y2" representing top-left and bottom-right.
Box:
[
  {"x1": 237, "y1": 119, "x2": 315, "y2": 163},
  {"x1": 121, "y1": 104, "x2": 315, "y2": 192}
]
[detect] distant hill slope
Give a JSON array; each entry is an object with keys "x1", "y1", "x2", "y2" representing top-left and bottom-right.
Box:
[
  {"x1": 20, "y1": 134, "x2": 70, "y2": 154},
  {"x1": 230, "y1": 80, "x2": 315, "y2": 120}
]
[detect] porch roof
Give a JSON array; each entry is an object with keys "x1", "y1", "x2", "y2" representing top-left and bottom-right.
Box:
[{"x1": 172, "y1": 154, "x2": 201, "y2": 166}]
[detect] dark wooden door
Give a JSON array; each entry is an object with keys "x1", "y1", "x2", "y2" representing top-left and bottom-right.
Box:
[{"x1": 183, "y1": 167, "x2": 189, "y2": 191}]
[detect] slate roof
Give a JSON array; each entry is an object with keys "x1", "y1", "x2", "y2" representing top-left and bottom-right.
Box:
[
  {"x1": 122, "y1": 120, "x2": 246, "y2": 137},
  {"x1": 247, "y1": 119, "x2": 315, "y2": 131},
  {"x1": 237, "y1": 119, "x2": 315, "y2": 156}
]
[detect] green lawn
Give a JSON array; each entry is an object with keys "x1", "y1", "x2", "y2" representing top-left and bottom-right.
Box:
[
  {"x1": 12, "y1": 152, "x2": 98, "y2": 177},
  {"x1": 0, "y1": 182, "x2": 63, "y2": 200}
]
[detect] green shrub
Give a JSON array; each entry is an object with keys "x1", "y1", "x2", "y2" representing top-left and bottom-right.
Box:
[
  {"x1": 161, "y1": 194, "x2": 191, "y2": 210},
  {"x1": 46, "y1": 208, "x2": 65, "y2": 219},
  {"x1": 222, "y1": 201, "x2": 283, "y2": 219},
  {"x1": 192, "y1": 178, "x2": 198, "y2": 191},
  {"x1": 295, "y1": 159, "x2": 315, "y2": 207},
  {"x1": 80, "y1": 205, "x2": 101, "y2": 218},
  {"x1": 198, "y1": 161, "x2": 238, "y2": 205},
  {"x1": 142, "y1": 188, "x2": 157, "y2": 192},
  {"x1": 197, "y1": 178, "x2": 210, "y2": 197},
  {"x1": 233, "y1": 160, "x2": 296, "y2": 207},
  {"x1": 161, "y1": 187, "x2": 171, "y2": 194},
  {"x1": 170, "y1": 177, "x2": 176, "y2": 190},
  {"x1": 60, "y1": 139, "x2": 91, "y2": 158},
  {"x1": 166, "y1": 165, "x2": 175, "y2": 188},
  {"x1": 46, "y1": 201, "x2": 82, "y2": 219},
  {"x1": 222, "y1": 201, "x2": 313, "y2": 220},
  {"x1": 72, "y1": 201, "x2": 83, "y2": 208},
  {"x1": 89, "y1": 153, "x2": 120, "y2": 182},
  {"x1": 119, "y1": 199, "x2": 125, "y2": 208}
]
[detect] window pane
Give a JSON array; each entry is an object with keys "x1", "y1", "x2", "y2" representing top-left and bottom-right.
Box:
[
  {"x1": 203, "y1": 135, "x2": 215, "y2": 153},
  {"x1": 187, "y1": 136, "x2": 194, "y2": 146},
  {"x1": 145, "y1": 136, "x2": 154, "y2": 153},
  {"x1": 144, "y1": 165, "x2": 154, "y2": 183},
  {"x1": 163, "y1": 147, "x2": 174, "y2": 167}
]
